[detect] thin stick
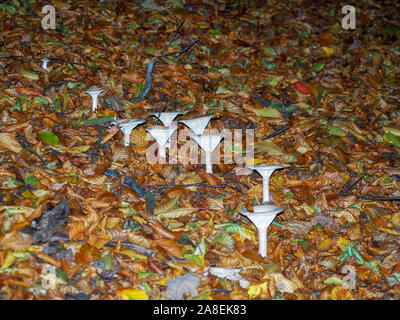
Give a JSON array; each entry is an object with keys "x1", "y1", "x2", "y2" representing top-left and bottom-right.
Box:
[
  {"x1": 265, "y1": 126, "x2": 290, "y2": 140},
  {"x1": 143, "y1": 182, "x2": 242, "y2": 193}
]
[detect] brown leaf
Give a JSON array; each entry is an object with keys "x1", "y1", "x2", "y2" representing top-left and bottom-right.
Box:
[
  {"x1": 0, "y1": 133, "x2": 22, "y2": 153},
  {"x1": 2, "y1": 232, "x2": 32, "y2": 251},
  {"x1": 152, "y1": 239, "x2": 184, "y2": 259}
]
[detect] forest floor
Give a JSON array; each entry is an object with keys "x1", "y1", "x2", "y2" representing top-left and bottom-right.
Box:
[{"x1": 0, "y1": 0, "x2": 399, "y2": 300}]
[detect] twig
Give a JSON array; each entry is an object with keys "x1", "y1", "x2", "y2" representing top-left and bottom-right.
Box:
[
  {"x1": 265, "y1": 126, "x2": 290, "y2": 140},
  {"x1": 160, "y1": 19, "x2": 185, "y2": 57},
  {"x1": 143, "y1": 182, "x2": 242, "y2": 193},
  {"x1": 173, "y1": 39, "x2": 199, "y2": 59},
  {"x1": 354, "y1": 195, "x2": 400, "y2": 201},
  {"x1": 339, "y1": 174, "x2": 400, "y2": 201},
  {"x1": 130, "y1": 19, "x2": 198, "y2": 105},
  {"x1": 23, "y1": 148, "x2": 47, "y2": 165},
  {"x1": 339, "y1": 174, "x2": 367, "y2": 195}
]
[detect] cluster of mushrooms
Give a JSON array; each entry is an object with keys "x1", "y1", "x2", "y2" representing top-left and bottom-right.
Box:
[{"x1": 83, "y1": 85, "x2": 285, "y2": 258}]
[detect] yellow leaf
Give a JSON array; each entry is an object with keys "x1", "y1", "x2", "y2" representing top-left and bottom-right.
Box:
[
  {"x1": 232, "y1": 229, "x2": 256, "y2": 243},
  {"x1": 66, "y1": 145, "x2": 91, "y2": 154},
  {"x1": 0, "y1": 252, "x2": 17, "y2": 270},
  {"x1": 337, "y1": 237, "x2": 350, "y2": 251},
  {"x1": 318, "y1": 238, "x2": 333, "y2": 250},
  {"x1": 244, "y1": 158, "x2": 265, "y2": 166},
  {"x1": 330, "y1": 286, "x2": 355, "y2": 300},
  {"x1": 132, "y1": 215, "x2": 147, "y2": 225},
  {"x1": 254, "y1": 140, "x2": 283, "y2": 156},
  {"x1": 154, "y1": 195, "x2": 180, "y2": 215},
  {"x1": 119, "y1": 249, "x2": 147, "y2": 260},
  {"x1": 247, "y1": 282, "x2": 269, "y2": 298},
  {"x1": 152, "y1": 277, "x2": 168, "y2": 286},
  {"x1": 118, "y1": 288, "x2": 149, "y2": 300},
  {"x1": 255, "y1": 107, "x2": 282, "y2": 118},
  {"x1": 157, "y1": 208, "x2": 198, "y2": 219},
  {"x1": 391, "y1": 212, "x2": 400, "y2": 226},
  {"x1": 320, "y1": 46, "x2": 336, "y2": 56}
]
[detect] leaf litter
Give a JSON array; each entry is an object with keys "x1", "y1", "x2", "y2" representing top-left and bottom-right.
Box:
[{"x1": 0, "y1": 0, "x2": 399, "y2": 300}]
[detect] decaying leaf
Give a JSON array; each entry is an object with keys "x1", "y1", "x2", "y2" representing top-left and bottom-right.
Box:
[{"x1": 166, "y1": 273, "x2": 200, "y2": 300}]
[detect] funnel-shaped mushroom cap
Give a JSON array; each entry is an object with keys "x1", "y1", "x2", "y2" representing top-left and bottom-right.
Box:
[
  {"x1": 146, "y1": 125, "x2": 177, "y2": 146},
  {"x1": 248, "y1": 164, "x2": 284, "y2": 177},
  {"x1": 111, "y1": 119, "x2": 146, "y2": 146},
  {"x1": 85, "y1": 87, "x2": 105, "y2": 96},
  {"x1": 85, "y1": 87, "x2": 105, "y2": 112},
  {"x1": 150, "y1": 112, "x2": 182, "y2": 126},
  {"x1": 111, "y1": 119, "x2": 145, "y2": 128},
  {"x1": 41, "y1": 58, "x2": 50, "y2": 70},
  {"x1": 240, "y1": 205, "x2": 283, "y2": 257},
  {"x1": 179, "y1": 115, "x2": 214, "y2": 136},
  {"x1": 190, "y1": 134, "x2": 224, "y2": 153}
]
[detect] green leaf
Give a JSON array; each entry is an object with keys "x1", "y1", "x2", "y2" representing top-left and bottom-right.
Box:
[
  {"x1": 384, "y1": 27, "x2": 400, "y2": 36},
  {"x1": 215, "y1": 223, "x2": 253, "y2": 234},
  {"x1": 43, "y1": 160, "x2": 58, "y2": 170},
  {"x1": 255, "y1": 107, "x2": 282, "y2": 118},
  {"x1": 24, "y1": 173, "x2": 40, "y2": 187},
  {"x1": 316, "y1": 87, "x2": 326, "y2": 105},
  {"x1": 183, "y1": 253, "x2": 203, "y2": 266},
  {"x1": 177, "y1": 233, "x2": 195, "y2": 246},
  {"x1": 261, "y1": 58, "x2": 277, "y2": 70},
  {"x1": 338, "y1": 251, "x2": 350, "y2": 263},
  {"x1": 327, "y1": 125, "x2": 347, "y2": 137},
  {"x1": 263, "y1": 47, "x2": 275, "y2": 57},
  {"x1": 193, "y1": 238, "x2": 207, "y2": 255},
  {"x1": 383, "y1": 127, "x2": 400, "y2": 137},
  {"x1": 0, "y1": 4, "x2": 16, "y2": 14},
  {"x1": 266, "y1": 77, "x2": 278, "y2": 87},
  {"x1": 384, "y1": 132, "x2": 400, "y2": 148},
  {"x1": 55, "y1": 267, "x2": 68, "y2": 282},
  {"x1": 351, "y1": 246, "x2": 364, "y2": 265},
  {"x1": 39, "y1": 131, "x2": 59, "y2": 146},
  {"x1": 312, "y1": 62, "x2": 324, "y2": 72},
  {"x1": 324, "y1": 276, "x2": 343, "y2": 285},
  {"x1": 167, "y1": 0, "x2": 185, "y2": 9},
  {"x1": 135, "y1": 82, "x2": 145, "y2": 97},
  {"x1": 83, "y1": 116, "x2": 115, "y2": 126},
  {"x1": 67, "y1": 82, "x2": 86, "y2": 89},
  {"x1": 216, "y1": 85, "x2": 232, "y2": 94},
  {"x1": 4, "y1": 176, "x2": 23, "y2": 188},
  {"x1": 296, "y1": 239, "x2": 309, "y2": 250},
  {"x1": 212, "y1": 233, "x2": 235, "y2": 251},
  {"x1": 19, "y1": 69, "x2": 39, "y2": 81},
  {"x1": 99, "y1": 250, "x2": 114, "y2": 271},
  {"x1": 364, "y1": 260, "x2": 381, "y2": 276},
  {"x1": 208, "y1": 29, "x2": 222, "y2": 36}
]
